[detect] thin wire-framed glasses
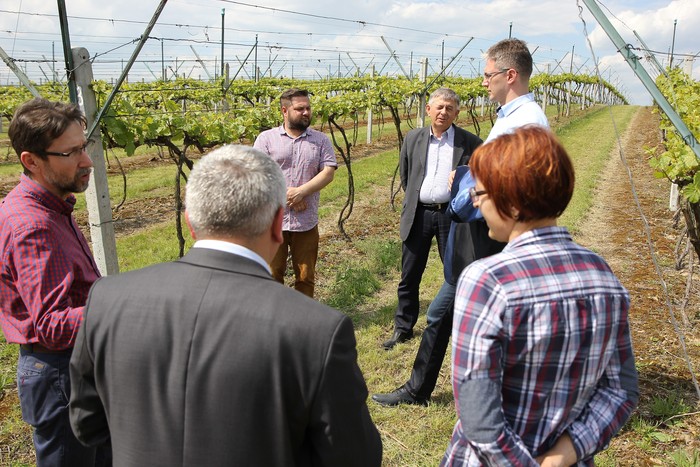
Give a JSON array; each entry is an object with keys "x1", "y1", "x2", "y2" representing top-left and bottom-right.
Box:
[
  {"x1": 469, "y1": 187, "x2": 487, "y2": 203},
  {"x1": 483, "y1": 69, "x2": 508, "y2": 82},
  {"x1": 40, "y1": 140, "x2": 95, "y2": 158}
]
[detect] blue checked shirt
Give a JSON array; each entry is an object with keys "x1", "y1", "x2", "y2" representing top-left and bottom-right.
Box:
[{"x1": 442, "y1": 226, "x2": 638, "y2": 466}]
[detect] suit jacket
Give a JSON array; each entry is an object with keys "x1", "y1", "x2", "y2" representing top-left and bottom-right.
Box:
[
  {"x1": 444, "y1": 166, "x2": 506, "y2": 284},
  {"x1": 69, "y1": 247, "x2": 382, "y2": 467},
  {"x1": 399, "y1": 124, "x2": 482, "y2": 241}
]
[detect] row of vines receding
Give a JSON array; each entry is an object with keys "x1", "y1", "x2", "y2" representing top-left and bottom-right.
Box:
[{"x1": 1, "y1": 73, "x2": 624, "y2": 246}]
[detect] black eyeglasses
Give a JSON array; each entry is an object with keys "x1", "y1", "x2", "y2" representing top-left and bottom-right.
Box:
[
  {"x1": 40, "y1": 140, "x2": 94, "y2": 158},
  {"x1": 483, "y1": 69, "x2": 508, "y2": 81},
  {"x1": 469, "y1": 187, "x2": 487, "y2": 203}
]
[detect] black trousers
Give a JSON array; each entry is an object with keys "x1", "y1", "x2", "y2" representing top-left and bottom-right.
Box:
[{"x1": 394, "y1": 204, "x2": 451, "y2": 333}]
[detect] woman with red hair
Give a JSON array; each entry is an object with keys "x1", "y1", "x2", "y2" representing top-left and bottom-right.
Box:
[{"x1": 442, "y1": 126, "x2": 638, "y2": 466}]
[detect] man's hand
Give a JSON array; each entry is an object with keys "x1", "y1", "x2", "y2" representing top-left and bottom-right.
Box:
[
  {"x1": 287, "y1": 186, "x2": 306, "y2": 206},
  {"x1": 535, "y1": 433, "x2": 577, "y2": 467},
  {"x1": 448, "y1": 169, "x2": 457, "y2": 190},
  {"x1": 290, "y1": 199, "x2": 307, "y2": 212}
]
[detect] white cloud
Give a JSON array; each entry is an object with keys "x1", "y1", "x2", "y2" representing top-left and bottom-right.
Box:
[
  {"x1": 1, "y1": 0, "x2": 697, "y2": 103},
  {"x1": 582, "y1": 0, "x2": 700, "y2": 104}
]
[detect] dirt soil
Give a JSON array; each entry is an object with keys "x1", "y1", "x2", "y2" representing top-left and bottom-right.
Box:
[{"x1": 574, "y1": 107, "x2": 700, "y2": 464}]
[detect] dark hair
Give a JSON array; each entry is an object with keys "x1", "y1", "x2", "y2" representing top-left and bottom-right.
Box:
[
  {"x1": 469, "y1": 125, "x2": 574, "y2": 221},
  {"x1": 9, "y1": 98, "x2": 86, "y2": 172},
  {"x1": 280, "y1": 88, "x2": 310, "y2": 108},
  {"x1": 486, "y1": 38, "x2": 533, "y2": 79}
]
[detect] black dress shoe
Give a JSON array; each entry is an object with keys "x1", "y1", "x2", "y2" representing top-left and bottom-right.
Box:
[
  {"x1": 382, "y1": 329, "x2": 413, "y2": 350},
  {"x1": 372, "y1": 386, "x2": 428, "y2": 407}
]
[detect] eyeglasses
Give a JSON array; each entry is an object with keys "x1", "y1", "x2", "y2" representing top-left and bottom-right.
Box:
[
  {"x1": 40, "y1": 140, "x2": 94, "y2": 158},
  {"x1": 483, "y1": 69, "x2": 508, "y2": 82},
  {"x1": 469, "y1": 187, "x2": 487, "y2": 203}
]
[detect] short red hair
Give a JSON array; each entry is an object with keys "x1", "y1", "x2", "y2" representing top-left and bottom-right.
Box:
[{"x1": 469, "y1": 125, "x2": 574, "y2": 221}]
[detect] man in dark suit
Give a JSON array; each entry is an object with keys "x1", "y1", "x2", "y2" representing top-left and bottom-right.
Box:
[
  {"x1": 383, "y1": 87, "x2": 482, "y2": 350},
  {"x1": 69, "y1": 145, "x2": 382, "y2": 466},
  {"x1": 373, "y1": 39, "x2": 549, "y2": 406}
]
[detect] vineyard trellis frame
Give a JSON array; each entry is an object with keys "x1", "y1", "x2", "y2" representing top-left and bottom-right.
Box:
[
  {"x1": 581, "y1": 0, "x2": 700, "y2": 400},
  {"x1": 2, "y1": 0, "x2": 171, "y2": 275},
  {"x1": 581, "y1": 0, "x2": 699, "y2": 161},
  {"x1": 2, "y1": 5, "x2": 628, "y2": 254}
]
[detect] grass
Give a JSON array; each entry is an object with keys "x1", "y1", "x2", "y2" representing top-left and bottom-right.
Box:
[
  {"x1": 649, "y1": 393, "x2": 691, "y2": 420},
  {"x1": 669, "y1": 448, "x2": 700, "y2": 467},
  {"x1": 0, "y1": 164, "x2": 22, "y2": 178},
  {"x1": 557, "y1": 105, "x2": 637, "y2": 232},
  {"x1": 0, "y1": 104, "x2": 674, "y2": 466},
  {"x1": 115, "y1": 220, "x2": 195, "y2": 271}
]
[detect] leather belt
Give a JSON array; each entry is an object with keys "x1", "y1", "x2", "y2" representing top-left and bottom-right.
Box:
[
  {"x1": 19, "y1": 343, "x2": 71, "y2": 354},
  {"x1": 418, "y1": 202, "x2": 447, "y2": 211}
]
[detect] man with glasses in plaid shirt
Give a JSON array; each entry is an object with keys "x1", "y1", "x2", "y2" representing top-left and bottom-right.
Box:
[{"x1": 0, "y1": 98, "x2": 109, "y2": 466}]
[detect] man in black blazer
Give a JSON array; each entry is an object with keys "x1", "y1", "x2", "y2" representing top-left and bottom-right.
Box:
[
  {"x1": 69, "y1": 145, "x2": 382, "y2": 466},
  {"x1": 383, "y1": 88, "x2": 482, "y2": 350}
]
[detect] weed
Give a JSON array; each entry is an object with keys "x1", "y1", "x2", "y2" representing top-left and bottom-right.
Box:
[
  {"x1": 594, "y1": 450, "x2": 618, "y2": 467},
  {"x1": 669, "y1": 448, "x2": 700, "y2": 467},
  {"x1": 326, "y1": 266, "x2": 380, "y2": 311},
  {"x1": 629, "y1": 415, "x2": 664, "y2": 450},
  {"x1": 649, "y1": 393, "x2": 691, "y2": 422},
  {"x1": 363, "y1": 239, "x2": 402, "y2": 276}
]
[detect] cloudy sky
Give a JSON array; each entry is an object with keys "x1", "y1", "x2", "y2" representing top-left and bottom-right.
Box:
[{"x1": 1, "y1": 0, "x2": 697, "y2": 105}]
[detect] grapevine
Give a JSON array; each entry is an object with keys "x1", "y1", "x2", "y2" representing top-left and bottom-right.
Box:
[
  {"x1": 0, "y1": 72, "x2": 624, "y2": 245},
  {"x1": 650, "y1": 68, "x2": 700, "y2": 256}
]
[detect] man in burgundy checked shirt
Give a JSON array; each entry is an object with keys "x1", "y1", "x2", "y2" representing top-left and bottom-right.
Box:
[
  {"x1": 254, "y1": 88, "x2": 337, "y2": 298},
  {"x1": 0, "y1": 98, "x2": 110, "y2": 466}
]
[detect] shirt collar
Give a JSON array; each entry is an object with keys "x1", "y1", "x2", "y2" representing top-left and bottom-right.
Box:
[
  {"x1": 496, "y1": 92, "x2": 536, "y2": 119},
  {"x1": 278, "y1": 124, "x2": 308, "y2": 139},
  {"x1": 19, "y1": 173, "x2": 76, "y2": 215},
  {"x1": 192, "y1": 239, "x2": 271, "y2": 273},
  {"x1": 504, "y1": 225, "x2": 572, "y2": 251},
  {"x1": 430, "y1": 124, "x2": 452, "y2": 140}
]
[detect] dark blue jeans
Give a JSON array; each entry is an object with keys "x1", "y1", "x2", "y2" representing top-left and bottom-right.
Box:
[
  {"x1": 406, "y1": 280, "x2": 456, "y2": 400},
  {"x1": 17, "y1": 348, "x2": 111, "y2": 467}
]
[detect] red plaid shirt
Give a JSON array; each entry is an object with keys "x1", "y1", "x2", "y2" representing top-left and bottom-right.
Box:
[
  {"x1": 443, "y1": 227, "x2": 637, "y2": 466},
  {"x1": 0, "y1": 174, "x2": 100, "y2": 350}
]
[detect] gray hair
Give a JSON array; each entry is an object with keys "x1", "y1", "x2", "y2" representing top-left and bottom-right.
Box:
[
  {"x1": 185, "y1": 145, "x2": 286, "y2": 239},
  {"x1": 428, "y1": 87, "x2": 460, "y2": 109}
]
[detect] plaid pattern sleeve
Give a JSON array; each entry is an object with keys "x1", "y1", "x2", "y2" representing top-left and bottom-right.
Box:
[
  {"x1": 0, "y1": 176, "x2": 100, "y2": 350},
  {"x1": 442, "y1": 226, "x2": 638, "y2": 466}
]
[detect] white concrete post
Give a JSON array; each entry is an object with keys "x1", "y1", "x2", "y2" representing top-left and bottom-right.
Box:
[{"x1": 72, "y1": 47, "x2": 119, "y2": 275}]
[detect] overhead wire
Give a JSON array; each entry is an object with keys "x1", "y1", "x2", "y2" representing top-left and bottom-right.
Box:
[
  {"x1": 576, "y1": 0, "x2": 700, "y2": 400},
  {"x1": 217, "y1": 0, "x2": 467, "y2": 38},
  {"x1": 1, "y1": 3, "x2": 601, "y2": 86},
  {"x1": 6, "y1": 0, "x2": 23, "y2": 84}
]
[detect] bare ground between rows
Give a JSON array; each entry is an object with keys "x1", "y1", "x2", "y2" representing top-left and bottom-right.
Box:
[{"x1": 573, "y1": 107, "x2": 700, "y2": 464}]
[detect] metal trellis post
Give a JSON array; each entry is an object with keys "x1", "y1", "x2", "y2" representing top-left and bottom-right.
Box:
[{"x1": 582, "y1": 0, "x2": 700, "y2": 161}]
